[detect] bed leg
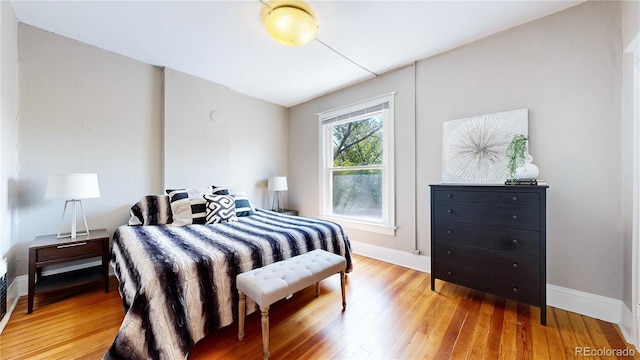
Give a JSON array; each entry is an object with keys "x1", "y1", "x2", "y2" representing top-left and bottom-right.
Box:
[
  {"x1": 261, "y1": 306, "x2": 270, "y2": 360},
  {"x1": 340, "y1": 271, "x2": 346, "y2": 311},
  {"x1": 238, "y1": 291, "x2": 246, "y2": 341}
]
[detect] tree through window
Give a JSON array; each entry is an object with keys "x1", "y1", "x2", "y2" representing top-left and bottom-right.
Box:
[
  {"x1": 331, "y1": 115, "x2": 383, "y2": 219},
  {"x1": 319, "y1": 93, "x2": 395, "y2": 232}
]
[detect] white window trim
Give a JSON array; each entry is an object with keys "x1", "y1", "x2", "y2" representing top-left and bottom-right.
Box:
[{"x1": 318, "y1": 92, "x2": 396, "y2": 236}]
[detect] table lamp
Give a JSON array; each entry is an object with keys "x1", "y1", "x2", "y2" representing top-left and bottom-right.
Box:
[
  {"x1": 268, "y1": 176, "x2": 288, "y2": 212},
  {"x1": 45, "y1": 173, "x2": 100, "y2": 238}
]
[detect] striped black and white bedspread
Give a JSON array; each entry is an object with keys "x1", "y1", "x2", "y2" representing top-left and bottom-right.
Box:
[{"x1": 104, "y1": 209, "x2": 352, "y2": 360}]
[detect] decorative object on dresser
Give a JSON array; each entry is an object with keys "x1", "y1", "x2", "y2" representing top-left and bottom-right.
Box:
[
  {"x1": 268, "y1": 176, "x2": 288, "y2": 212},
  {"x1": 45, "y1": 173, "x2": 101, "y2": 239},
  {"x1": 506, "y1": 134, "x2": 539, "y2": 184},
  {"x1": 442, "y1": 108, "x2": 528, "y2": 184},
  {"x1": 27, "y1": 229, "x2": 110, "y2": 314},
  {"x1": 430, "y1": 184, "x2": 548, "y2": 325}
]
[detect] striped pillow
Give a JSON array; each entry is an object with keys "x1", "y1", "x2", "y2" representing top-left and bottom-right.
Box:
[
  {"x1": 233, "y1": 191, "x2": 253, "y2": 216},
  {"x1": 128, "y1": 195, "x2": 173, "y2": 226},
  {"x1": 213, "y1": 186, "x2": 255, "y2": 217},
  {"x1": 203, "y1": 194, "x2": 238, "y2": 224},
  {"x1": 166, "y1": 187, "x2": 211, "y2": 226},
  {"x1": 211, "y1": 186, "x2": 230, "y2": 195},
  {"x1": 229, "y1": 188, "x2": 255, "y2": 217}
]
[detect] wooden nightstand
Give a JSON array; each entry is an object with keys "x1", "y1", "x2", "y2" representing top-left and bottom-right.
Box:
[
  {"x1": 28, "y1": 229, "x2": 110, "y2": 314},
  {"x1": 277, "y1": 209, "x2": 299, "y2": 216}
]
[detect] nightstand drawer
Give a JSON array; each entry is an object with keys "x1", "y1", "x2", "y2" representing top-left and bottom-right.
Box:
[{"x1": 36, "y1": 240, "x2": 103, "y2": 262}]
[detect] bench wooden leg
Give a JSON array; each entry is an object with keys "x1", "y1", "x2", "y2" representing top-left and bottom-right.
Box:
[
  {"x1": 315, "y1": 282, "x2": 320, "y2": 296},
  {"x1": 238, "y1": 291, "x2": 246, "y2": 341},
  {"x1": 340, "y1": 271, "x2": 346, "y2": 311},
  {"x1": 260, "y1": 305, "x2": 270, "y2": 360}
]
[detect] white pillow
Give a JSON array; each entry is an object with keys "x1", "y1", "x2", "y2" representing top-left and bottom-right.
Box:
[{"x1": 166, "y1": 187, "x2": 212, "y2": 226}]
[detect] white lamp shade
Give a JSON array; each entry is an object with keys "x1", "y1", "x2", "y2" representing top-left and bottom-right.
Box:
[
  {"x1": 45, "y1": 173, "x2": 100, "y2": 200},
  {"x1": 268, "y1": 176, "x2": 288, "y2": 192}
]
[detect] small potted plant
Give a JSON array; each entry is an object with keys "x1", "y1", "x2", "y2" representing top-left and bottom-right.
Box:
[{"x1": 506, "y1": 134, "x2": 535, "y2": 184}]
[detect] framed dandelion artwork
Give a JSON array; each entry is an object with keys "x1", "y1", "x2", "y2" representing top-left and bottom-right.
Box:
[{"x1": 442, "y1": 108, "x2": 528, "y2": 184}]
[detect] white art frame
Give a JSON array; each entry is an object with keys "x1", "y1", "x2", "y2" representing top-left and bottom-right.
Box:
[{"x1": 442, "y1": 108, "x2": 528, "y2": 184}]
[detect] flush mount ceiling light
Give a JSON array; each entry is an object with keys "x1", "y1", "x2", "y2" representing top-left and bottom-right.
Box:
[{"x1": 263, "y1": 3, "x2": 318, "y2": 47}]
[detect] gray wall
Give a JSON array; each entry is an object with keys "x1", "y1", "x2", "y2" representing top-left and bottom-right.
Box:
[
  {"x1": 1, "y1": 0, "x2": 19, "y2": 285},
  {"x1": 622, "y1": 0, "x2": 639, "y2": 48},
  {"x1": 164, "y1": 68, "x2": 288, "y2": 207},
  {"x1": 289, "y1": 1, "x2": 625, "y2": 300},
  {"x1": 289, "y1": 65, "x2": 416, "y2": 251},
  {"x1": 15, "y1": 24, "x2": 164, "y2": 276},
  {"x1": 10, "y1": 23, "x2": 290, "y2": 279}
]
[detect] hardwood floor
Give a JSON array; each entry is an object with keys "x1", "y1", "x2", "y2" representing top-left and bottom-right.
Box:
[{"x1": 1, "y1": 254, "x2": 638, "y2": 359}]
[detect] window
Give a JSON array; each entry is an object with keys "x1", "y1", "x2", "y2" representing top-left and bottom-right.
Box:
[{"x1": 319, "y1": 93, "x2": 396, "y2": 235}]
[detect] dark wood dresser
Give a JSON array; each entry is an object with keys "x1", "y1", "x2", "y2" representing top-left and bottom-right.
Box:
[{"x1": 430, "y1": 184, "x2": 548, "y2": 325}]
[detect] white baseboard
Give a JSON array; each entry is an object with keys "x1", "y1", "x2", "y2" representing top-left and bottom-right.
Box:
[
  {"x1": 350, "y1": 240, "x2": 430, "y2": 273},
  {"x1": 546, "y1": 284, "x2": 623, "y2": 324},
  {"x1": 0, "y1": 276, "x2": 23, "y2": 334},
  {"x1": 351, "y1": 240, "x2": 637, "y2": 347}
]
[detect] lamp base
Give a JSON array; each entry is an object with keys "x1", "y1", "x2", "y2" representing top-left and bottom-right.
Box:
[
  {"x1": 271, "y1": 192, "x2": 284, "y2": 213},
  {"x1": 57, "y1": 200, "x2": 91, "y2": 239},
  {"x1": 57, "y1": 230, "x2": 90, "y2": 239}
]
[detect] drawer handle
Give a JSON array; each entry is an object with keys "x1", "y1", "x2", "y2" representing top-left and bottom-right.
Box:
[
  {"x1": 512, "y1": 239, "x2": 519, "y2": 245},
  {"x1": 56, "y1": 242, "x2": 87, "y2": 249},
  {"x1": 447, "y1": 271, "x2": 453, "y2": 276},
  {"x1": 512, "y1": 215, "x2": 518, "y2": 220},
  {"x1": 512, "y1": 287, "x2": 519, "y2": 292},
  {"x1": 447, "y1": 230, "x2": 453, "y2": 235},
  {"x1": 447, "y1": 193, "x2": 452, "y2": 198},
  {"x1": 447, "y1": 209, "x2": 453, "y2": 214},
  {"x1": 512, "y1": 196, "x2": 518, "y2": 201},
  {"x1": 512, "y1": 263, "x2": 519, "y2": 268},
  {"x1": 447, "y1": 250, "x2": 453, "y2": 255}
]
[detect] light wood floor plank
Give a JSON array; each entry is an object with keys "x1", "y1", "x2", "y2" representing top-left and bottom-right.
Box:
[
  {"x1": 499, "y1": 299, "x2": 518, "y2": 360},
  {"x1": 1, "y1": 254, "x2": 638, "y2": 360},
  {"x1": 466, "y1": 293, "x2": 496, "y2": 360},
  {"x1": 583, "y1": 316, "x2": 619, "y2": 360},
  {"x1": 545, "y1": 307, "x2": 571, "y2": 359},
  {"x1": 445, "y1": 291, "x2": 483, "y2": 360},
  {"x1": 516, "y1": 303, "x2": 534, "y2": 360},
  {"x1": 555, "y1": 308, "x2": 583, "y2": 360},
  {"x1": 484, "y1": 296, "x2": 506, "y2": 359},
  {"x1": 530, "y1": 305, "x2": 551, "y2": 360}
]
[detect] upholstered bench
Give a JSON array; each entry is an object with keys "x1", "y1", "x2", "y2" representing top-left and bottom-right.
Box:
[{"x1": 236, "y1": 249, "x2": 347, "y2": 360}]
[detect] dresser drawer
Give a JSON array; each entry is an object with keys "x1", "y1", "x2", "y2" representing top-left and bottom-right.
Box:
[
  {"x1": 434, "y1": 201, "x2": 540, "y2": 231},
  {"x1": 433, "y1": 241, "x2": 539, "y2": 281},
  {"x1": 433, "y1": 220, "x2": 540, "y2": 256},
  {"x1": 433, "y1": 260, "x2": 541, "y2": 306},
  {"x1": 433, "y1": 189, "x2": 539, "y2": 206},
  {"x1": 36, "y1": 240, "x2": 103, "y2": 263}
]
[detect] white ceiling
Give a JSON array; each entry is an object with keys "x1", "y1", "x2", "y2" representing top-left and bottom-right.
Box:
[{"x1": 10, "y1": 0, "x2": 582, "y2": 108}]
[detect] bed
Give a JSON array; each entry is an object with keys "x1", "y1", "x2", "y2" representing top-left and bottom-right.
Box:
[{"x1": 104, "y1": 206, "x2": 352, "y2": 360}]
